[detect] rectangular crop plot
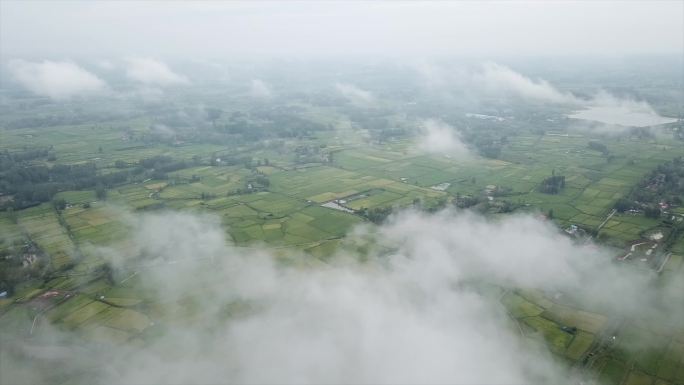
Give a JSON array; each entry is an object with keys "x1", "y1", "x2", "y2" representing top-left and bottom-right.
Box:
[
  {"x1": 522, "y1": 316, "x2": 573, "y2": 354},
  {"x1": 543, "y1": 304, "x2": 607, "y2": 334},
  {"x1": 598, "y1": 359, "x2": 627, "y2": 385},
  {"x1": 565, "y1": 331, "x2": 594, "y2": 360},
  {"x1": 302, "y1": 206, "x2": 362, "y2": 236},
  {"x1": 104, "y1": 309, "x2": 151, "y2": 332},
  {"x1": 501, "y1": 292, "x2": 544, "y2": 318},
  {"x1": 61, "y1": 301, "x2": 110, "y2": 327}
]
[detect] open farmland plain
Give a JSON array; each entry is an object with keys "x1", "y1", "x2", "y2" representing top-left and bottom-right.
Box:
[
  {"x1": 1, "y1": 1, "x2": 684, "y2": 383},
  {"x1": 2, "y1": 77, "x2": 684, "y2": 385}
]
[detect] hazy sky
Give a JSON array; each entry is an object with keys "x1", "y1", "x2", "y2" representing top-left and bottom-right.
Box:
[{"x1": 1, "y1": 1, "x2": 682, "y2": 57}]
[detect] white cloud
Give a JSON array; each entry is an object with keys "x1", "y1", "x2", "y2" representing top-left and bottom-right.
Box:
[
  {"x1": 250, "y1": 79, "x2": 272, "y2": 99},
  {"x1": 124, "y1": 57, "x2": 189, "y2": 86},
  {"x1": 416, "y1": 61, "x2": 676, "y2": 128},
  {"x1": 569, "y1": 90, "x2": 678, "y2": 127},
  {"x1": 5, "y1": 208, "x2": 677, "y2": 384},
  {"x1": 335, "y1": 82, "x2": 375, "y2": 104},
  {"x1": 417, "y1": 119, "x2": 471, "y2": 157},
  {"x1": 476, "y1": 62, "x2": 579, "y2": 104},
  {"x1": 96, "y1": 59, "x2": 115, "y2": 70},
  {"x1": 478, "y1": 63, "x2": 676, "y2": 127},
  {"x1": 7, "y1": 59, "x2": 106, "y2": 99}
]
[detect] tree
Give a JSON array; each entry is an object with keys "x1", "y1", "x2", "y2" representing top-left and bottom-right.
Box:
[
  {"x1": 95, "y1": 184, "x2": 107, "y2": 200},
  {"x1": 7, "y1": 207, "x2": 17, "y2": 224},
  {"x1": 428, "y1": 197, "x2": 447, "y2": 212},
  {"x1": 539, "y1": 175, "x2": 565, "y2": 194},
  {"x1": 644, "y1": 205, "x2": 661, "y2": 219},
  {"x1": 614, "y1": 198, "x2": 632, "y2": 213},
  {"x1": 500, "y1": 200, "x2": 514, "y2": 213},
  {"x1": 455, "y1": 195, "x2": 479, "y2": 209},
  {"x1": 206, "y1": 108, "x2": 223, "y2": 127},
  {"x1": 254, "y1": 175, "x2": 270, "y2": 188},
  {"x1": 588, "y1": 141, "x2": 609, "y2": 155},
  {"x1": 363, "y1": 206, "x2": 393, "y2": 224},
  {"x1": 52, "y1": 198, "x2": 67, "y2": 210}
]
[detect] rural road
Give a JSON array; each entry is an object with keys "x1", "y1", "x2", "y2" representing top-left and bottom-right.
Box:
[{"x1": 597, "y1": 209, "x2": 617, "y2": 233}]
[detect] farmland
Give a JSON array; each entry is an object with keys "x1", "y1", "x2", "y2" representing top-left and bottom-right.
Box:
[
  {"x1": 3, "y1": 112, "x2": 684, "y2": 377},
  {"x1": 5, "y1": 123, "x2": 682, "y2": 251},
  {"x1": 1, "y1": 57, "x2": 684, "y2": 385}
]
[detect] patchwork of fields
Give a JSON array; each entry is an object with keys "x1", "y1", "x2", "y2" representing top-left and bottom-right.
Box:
[{"x1": 2, "y1": 115, "x2": 684, "y2": 385}]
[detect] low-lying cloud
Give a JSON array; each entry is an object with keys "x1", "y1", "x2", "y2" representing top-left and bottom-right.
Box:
[
  {"x1": 4, "y1": 207, "x2": 677, "y2": 385},
  {"x1": 335, "y1": 82, "x2": 375, "y2": 104},
  {"x1": 124, "y1": 57, "x2": 189, "y2": 86},
  {"x1": 478, "y1": 64, "x2": 675, "y2": 126},
  {"x1": 416, "y1": 61, "x2": 675, "y2": 128},
  {"x1": 568, "y1": 91, "x2": 678, "y2": 128},
  {"x1": 7, "y1": 60, "x2": 106, "y2": 99},
  {"x1": 476, "y1": 62, "x2": 579, "y2": 104},
  {"x1": 250, "y1": 79, "x2": 272, "y2": 99},
  {"x1": 416, "y1": 119, "x2": 471, "y2": 158}
]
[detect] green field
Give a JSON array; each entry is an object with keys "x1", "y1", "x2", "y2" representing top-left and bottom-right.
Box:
[{"x1": 2, "y1": 62, "x2": 684, "y2": 385}]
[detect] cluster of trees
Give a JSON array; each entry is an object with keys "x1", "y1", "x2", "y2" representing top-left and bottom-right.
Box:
[
  {"x1": 644, "y1": 206, "x2": 662, "y2": 218},
  {"x1": 454, "y1": 194, "x2": 480, "y2": 209},
  {"x1": 0, "y1": 149, "x2": 205, "y2": 210},
  {"x1": 458, "y1": 126, "x2": 510, "y2": 159},
  {"x1": 0, "y1": 243, "x2": 46, "y2": 296},
  {"x1": 346, "y1": 109, "x2": 391, "y2": 131},
  {"x1": 371, "y1": 127, "x2": 409, "y2": 142},
  {"x1": 614, "y1": 157, "x2": 684, "y2": 218},
  {"x1": 612, "y1": 198, "x2": 663, "y2": 218},
  {"x1": 3, "y1": 112, "x2": 125, "y2": 130},
  {"x1": 492, "y1": 200, "x2": 517, "y2": 213},
  {"x1": 294, "y1": 145, "x2": 330, "y2": 164},
  {"x1": 588, "y1": 141, "x2": 609, "y2": 155},
  {"x1": 472, "y1": 137, "x2": 504, "y2": 159},
  {"x1": 221, "y1": 111, "x2": 330, "y2": 140},
  {"x1": 199, "y1": 192, "x2": 217, "y2": 200},
  {"x1": 139, "y1": 155, "x2": 189, "y2": 173},
  {"x1": 206, "y1": 107, "x2": 222, "y2": 127},
  {"x1": 360, "y1": 206, "x2": 393, "y2": 224},
  {"x1": 539, "y1": 173, "x2": 566, "y2": 194},
  {"x1": 344, "y1": 108, "x2": 417, "y2": 143},
  {"x1": 242, "y1": 168, "x2": 271, "y2": 194},
  {"x1": 641, "y1": 157, "x2": 684, "y2": 203},
  {"x1": 0, "y1": 142, "x2": 284, "y2": 210},
  {"x1": 1, "y1": 147, "x2": 53, "y2": 164},
  {"x1": 628, "y1": 127, "x2": 656, "y2": 140},
  {"x1": 1, "y1": 160, "x2": 97, "y2": 209},
  {"x1": 253, "y1": 175, "x2": 270, "y2": 188},
  {"x1": 490, "y1": 185, "x2": 514, "y2": 197},
  {"x1": 2, "y1": 163, "x2": 128, "y2": 209},
  {"x1": 117, "y1": 104, "x2": 333, "y2": 148}
]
